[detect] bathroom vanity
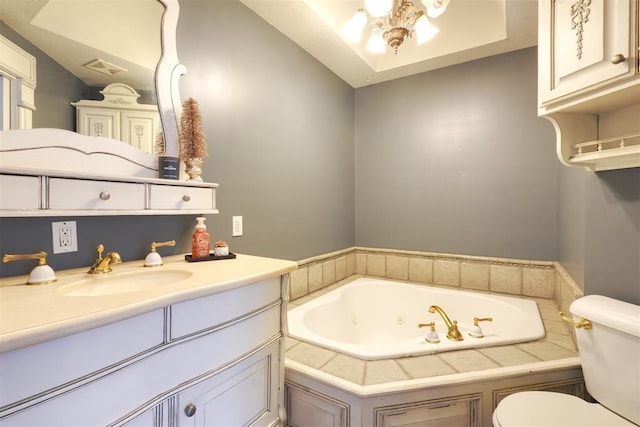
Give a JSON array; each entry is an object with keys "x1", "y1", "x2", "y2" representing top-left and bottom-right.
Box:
[{"x1": 0, "y1": 254, "x2": 297, "y2": 426}]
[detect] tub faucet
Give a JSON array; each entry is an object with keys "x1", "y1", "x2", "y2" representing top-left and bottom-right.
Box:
[
  {"x1": 429, "y1": 305, "x2": 464, "y2": 341},
  {"x1": 88, "y1": 244, "x2": 122, "y2": 274}
]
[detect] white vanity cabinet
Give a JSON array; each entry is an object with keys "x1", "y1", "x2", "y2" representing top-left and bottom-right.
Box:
[
  {"x1": 0, "y1": 273, "x2": 290, "y2": 427},
  {"x1": 538, "y1": 0, "x2": 640, "y2": 171}
]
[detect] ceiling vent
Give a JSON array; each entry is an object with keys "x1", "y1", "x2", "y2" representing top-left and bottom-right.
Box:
[{"x1": 84, "y1": 58, "x2": 127, "y2": 76}]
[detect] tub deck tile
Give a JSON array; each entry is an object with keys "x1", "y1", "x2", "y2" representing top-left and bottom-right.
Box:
[
  {"x1": 478, "y1": 345, "x2": 541, "y2": 366},
  {"x1": 396, "y1": 354, "x2": 457, "y2": 379},
  {"x1": 543, "y1": 318, "x2": 573, "y2": 335},
  {"x1": 545, "y1": 332, "x2": 578, "y2": 352},
  {"x1": 286, "y1": 340, "x2": 337, "y2": 369},
  {"x1": 365, "y1": 360, "x2": 410, "y2": 385},
  {"x1": 517, "y1": 341, "x2": 577, "y2": 361},
  {"x1": 438, "y1": 349, "x2": 501, "y2": 373},
  {"x1": 322, "y1": 354, "x2": 366, "y2": 385}
]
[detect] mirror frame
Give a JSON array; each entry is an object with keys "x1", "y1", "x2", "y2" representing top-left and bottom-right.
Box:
[
  {"x1": 156, "y1": 0, "x2": 186, "y2": 161},
  {"x1": 0, "y1": 0, "x2": 184, "y2": 176}
]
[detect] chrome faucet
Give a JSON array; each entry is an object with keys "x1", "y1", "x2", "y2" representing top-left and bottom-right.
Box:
[
  {"x1": 88, "y1": 244, "x2": 122, "y2": 274},
  {"x1": 429, "y1": 305, "x2": 463, "y2": 341}
]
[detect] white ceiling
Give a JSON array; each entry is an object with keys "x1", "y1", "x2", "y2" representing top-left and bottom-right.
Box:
[
  {"x1": 238, "y1": 0, "x2": 538, "y2": 88},
  {"x1": 0, "y1": 0, "x2": 538, "y2": 90}
]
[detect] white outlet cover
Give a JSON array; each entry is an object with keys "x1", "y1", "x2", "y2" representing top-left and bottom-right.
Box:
[
  {"x1": 232, "y1": 216, "x2": 243, "y2": 237},
  {"x1": 52, "y1": 221, "x2": 78, "y2": 254}
]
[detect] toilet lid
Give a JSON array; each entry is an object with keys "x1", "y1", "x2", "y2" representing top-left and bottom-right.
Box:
[{"x1": 493, "y1": 391, "x2": 636, "y2": 427}]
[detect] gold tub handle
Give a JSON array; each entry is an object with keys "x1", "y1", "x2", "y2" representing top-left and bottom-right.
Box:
[{"x1": 559, "y1": 312, "x2": 592, "y2": 329}]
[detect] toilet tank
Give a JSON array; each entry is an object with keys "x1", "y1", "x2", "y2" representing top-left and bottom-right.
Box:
[{"x1": 570, "y1": 295, "x2": 640, "y2": 425}]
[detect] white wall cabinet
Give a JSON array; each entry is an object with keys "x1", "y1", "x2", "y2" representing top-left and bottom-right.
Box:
[
  {"x1": 72, "y1": 83, "x2": 160, "y2": 154},
  {"x1": 539, "y1": 0, "x2": 632, "y2": 105},
  {"x1": 538, "y1": 0, "x2": 640, "y2": 171},
  {"x1": 0, "y1": 277, "x2": 286, "y2": 426}
]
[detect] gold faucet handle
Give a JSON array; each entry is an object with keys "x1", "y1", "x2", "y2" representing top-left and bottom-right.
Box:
[
  {"x1": 95, "y1": 244, "x2": 105, "y2": 260},
  {"x1": 150, "y1": 240, "x2": 176, "y2": 252},
  {"x1": 418, "y1": 321, "x2": 436, "y2": 331},
  {"x1": 559, "y1": 312, "x2": 592, "y2": 329},
  {"x1": 473, "y1": 317, "x2": 493, "y2": 326},
  {"x1": 3, "y1": 251, "x2": 49, "y2": 266},
  {"x1": 3, "y1": 251, "x2": 56, "y2": 285}
]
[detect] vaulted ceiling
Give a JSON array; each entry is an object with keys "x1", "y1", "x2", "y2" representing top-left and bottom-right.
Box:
[
  {"x1": 238, "y1": 0, "x2": 538, "y2": 87},
  {"x1": 0, "y1": 0, "x2": 537, "y2": 90}
]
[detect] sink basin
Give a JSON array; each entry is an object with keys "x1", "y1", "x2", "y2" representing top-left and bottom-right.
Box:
[{"x1": 58, "y1": 269, "x2": 193, "y2": 297}]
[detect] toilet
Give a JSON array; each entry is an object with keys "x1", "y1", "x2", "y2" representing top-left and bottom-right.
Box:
[{"x1": 493, "y1": 295, "x2": 640, "y2": 426}]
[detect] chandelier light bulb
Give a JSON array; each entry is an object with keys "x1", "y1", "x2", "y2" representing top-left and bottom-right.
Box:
[
  {"x1": 342, "y1": 10, "x2": 368, "y2": 43},
  {"x1": 414, "y1": 14, "x2": 439, "y2": 45},
  {"x1": 365, "y1": 0, "x2": 393, "y2": 18},
  {"x1": 365, "y1": 29, "x2": 387, "y2": 53},
  {"x1": 423, "y1": 0, "x2": 449, "y2": 18}
]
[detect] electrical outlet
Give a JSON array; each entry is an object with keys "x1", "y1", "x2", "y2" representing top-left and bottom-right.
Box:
[
  {"x1": 232, "y1": 216, "x2": 243, "y2": 237},
  {"x1": 52, "y1": 221, "x2": 78, "y2": 254}
]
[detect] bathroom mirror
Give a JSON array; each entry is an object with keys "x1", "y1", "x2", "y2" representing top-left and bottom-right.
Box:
[{"x1": 0, "y1": 0, "x2": 183, "y2": 162}]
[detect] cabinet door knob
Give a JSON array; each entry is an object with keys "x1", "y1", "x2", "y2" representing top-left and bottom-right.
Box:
[
  {"x1": 184, "y1": 403, "x2": 197, "y2": 417},
  {"x1": 611, "y1": 54, "x2": 626, "y2": 64},
  {"x1": 99, "y1": 191, "x2": 111, "y2": 201},
  {"x1": 182, "y1": 195, "x2": 191, "y2": 202}
]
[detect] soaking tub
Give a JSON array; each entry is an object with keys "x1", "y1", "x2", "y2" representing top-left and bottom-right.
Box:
[{"x1": 287, "y1": 278, "x2": 545, "y2": 360}]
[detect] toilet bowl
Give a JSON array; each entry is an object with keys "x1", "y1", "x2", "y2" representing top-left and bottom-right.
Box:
[
  {"x1": 492, "y1": 391, "x2": 636, "y2": 426},
  {"x1": 492, "y1": 295, "x2": 640, "y2": 427}
]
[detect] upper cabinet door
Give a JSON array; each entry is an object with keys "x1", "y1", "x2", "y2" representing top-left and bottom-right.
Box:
[{"x1": 539, "y1": 0, "x2": 633, "y2": 106}]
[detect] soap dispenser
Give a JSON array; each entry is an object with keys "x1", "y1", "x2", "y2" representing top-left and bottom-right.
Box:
[{"x1": 191, "y1": 216, "x2": 210, "y2": 259}]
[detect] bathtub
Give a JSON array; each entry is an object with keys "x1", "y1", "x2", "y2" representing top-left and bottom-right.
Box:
[{"x1": 287, "y1": 278, "x2": 545, "y2": 360}]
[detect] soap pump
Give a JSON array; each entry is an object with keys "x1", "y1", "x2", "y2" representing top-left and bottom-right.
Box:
[{"x1": 191, "y1": 216, "x2": 210, "y2": 258}]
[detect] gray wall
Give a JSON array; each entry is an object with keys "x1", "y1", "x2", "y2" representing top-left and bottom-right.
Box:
[
  {"x1": 176, "y1": 0, "x2": 355, "y2": 261},
  {"x1": 558, "y1": 166, "x2": 640, "y2": 304},
  {"x1": 354, "y1": 47, "x2": 559, "y2": 261}
]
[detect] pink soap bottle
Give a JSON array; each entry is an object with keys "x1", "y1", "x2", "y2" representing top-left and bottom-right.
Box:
[{"x1": 191, "y1": 216, "x2": 210, "y2": 258}]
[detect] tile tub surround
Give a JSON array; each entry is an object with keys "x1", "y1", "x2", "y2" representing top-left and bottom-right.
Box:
[{"x1": 289, "y1": 247, "x2": 584, "y2": 320}]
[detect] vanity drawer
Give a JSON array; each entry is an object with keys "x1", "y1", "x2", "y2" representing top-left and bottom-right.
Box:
[
  {"x1": 170, "y1": 278, "x2": 281, "y2": 340},
  {"x1": 49, "y1": 178, "x2": 145, "y2": 210},
  {"x1": 0, "y1": 309, "x2": 164, "y2": 409},
  {"x1": 0, "y1": 174, "x2": 40, "y2": 210},
  {"x1": 149, "y1": 184, "x2": 215, "y2": 210}
]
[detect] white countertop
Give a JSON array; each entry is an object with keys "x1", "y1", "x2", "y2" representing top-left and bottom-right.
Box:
[{"x1": 0, "y1": 254, "x2": 297, "y2": 354}]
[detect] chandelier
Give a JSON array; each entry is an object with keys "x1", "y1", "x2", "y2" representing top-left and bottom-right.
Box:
[{"x1": 342, "y1": 0, "x2": 450, "y2": 54}]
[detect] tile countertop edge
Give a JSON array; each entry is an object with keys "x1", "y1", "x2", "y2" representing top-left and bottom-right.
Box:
[
  {"x1": 0, "y1": 254, "x2": 298, "y2": 354},
  {"x1": 284, "y1": 357, "x2": 582, "y2": 398}
]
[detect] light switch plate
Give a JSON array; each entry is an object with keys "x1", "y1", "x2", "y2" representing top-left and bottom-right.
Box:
[{"x1": 232, "y1": 216, "x2": 243, "y2": 237}]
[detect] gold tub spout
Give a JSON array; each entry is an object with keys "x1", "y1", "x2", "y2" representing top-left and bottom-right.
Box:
[{"x1": 429, "y1": 305, "x2": 463, "y2": 341}]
